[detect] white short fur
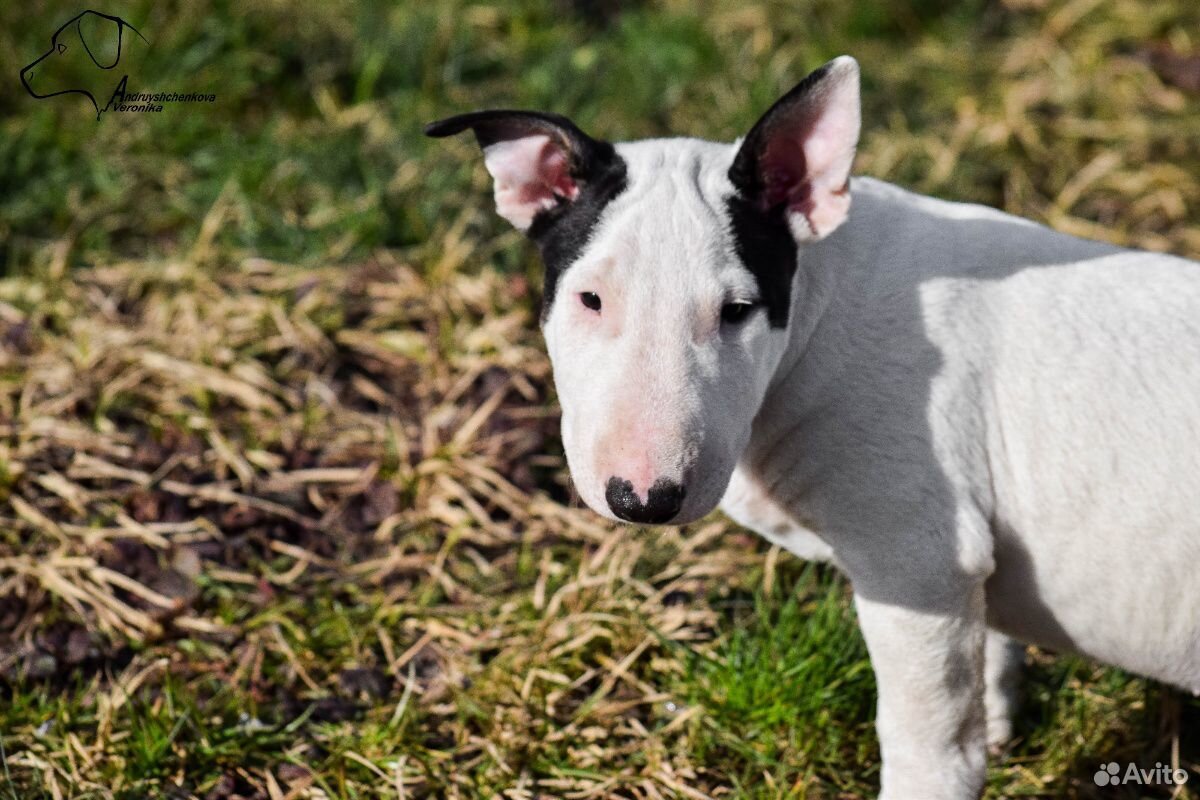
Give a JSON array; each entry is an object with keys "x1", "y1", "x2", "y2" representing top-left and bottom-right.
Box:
[{"x1": 444, "y1": 57, "x2": 1200, "y2": 800}]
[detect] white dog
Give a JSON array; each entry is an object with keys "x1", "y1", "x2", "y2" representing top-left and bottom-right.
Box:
[{"x1": 426, "y1": 56, "x2": 1200, "y2": 799}]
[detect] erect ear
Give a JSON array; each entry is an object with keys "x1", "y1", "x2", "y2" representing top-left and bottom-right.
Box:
[
  {"x1": 729, "y1": 56, "x2": 861, "y2": 242},
  {"x1": 424, "y1": 110, "x2": 619, "y2": 232}
]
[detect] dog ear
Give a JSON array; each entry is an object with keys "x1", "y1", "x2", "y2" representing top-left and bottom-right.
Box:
[
  {"x1": 729, "y1": 56, "x2": 861, "y2": 242},
  {"x1": 424, "y1": 110, "x2": 619, "y2": 232},
  {"x1": 77, "y1": 11, "x2": 124, "y2": 69}
]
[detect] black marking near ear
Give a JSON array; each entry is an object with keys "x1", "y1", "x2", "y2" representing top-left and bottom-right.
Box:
[
  {"x1": 527, "y1": 151, "x2": 626, "y2": 320},
  {"x1": 724, "y1": 57, "x2": 857, "y2": 329},
  {"x1": 424, "y1": 110, "x2": 628, "y2": 322},
  {"x1": 725, "y1": 197, "x2": 796, "y2": 328},
  {"x1": 425, "y1": 109, "x2": 596, "y2": 157},
  {"x1": 722, "y1": 67, "x2": 840, "y2": 331}
]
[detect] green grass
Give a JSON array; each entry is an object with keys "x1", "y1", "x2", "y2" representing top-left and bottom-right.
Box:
[
  {"x1": 2, "y1": 0, "x2": 1200, "y2": 798},
  {"x1": 674, "y1": 567, "x2": 877, "y2": 796}
]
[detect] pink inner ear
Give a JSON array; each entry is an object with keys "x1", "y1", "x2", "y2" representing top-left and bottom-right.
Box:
[
  {"x1": 484, "y1": 135, "x2": 579, "y2": 230},
  {"x1": 760, "y1": 143, "x2": 812, "y2": 212},
  {"x1": 754, "y1": 78, "x2": 859, "y2": 240}
]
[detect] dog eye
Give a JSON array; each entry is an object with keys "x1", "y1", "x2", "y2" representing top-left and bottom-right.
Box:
[
  {"x1": 580, "y1": 292, "x2": 602, "y2": 312},
  {"x1": 720, "y1": 302, "x2": 757, "y2": 325}
]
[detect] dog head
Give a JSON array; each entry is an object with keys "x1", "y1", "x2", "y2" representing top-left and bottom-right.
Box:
[
  {"x1": 20, "y1": 10, "x2": 145, "y2": 119},
  {"x1": 426, "y1": 57, "x2": 861, "y2": 525}
]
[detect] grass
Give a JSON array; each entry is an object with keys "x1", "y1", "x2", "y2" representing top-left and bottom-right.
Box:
[{"x1": 2, "y1": 0, "x2": 1200, "y2": 797}]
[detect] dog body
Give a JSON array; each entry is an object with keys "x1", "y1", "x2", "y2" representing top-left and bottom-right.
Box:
[
  {"x1": 428, "y1": 57, "x2": 1200, "y2": 799},
  {"x1": 720, "y1": 176, "x2": 1200, "y2": 796},
  {"x1": 724, "y1": 173, "x2": 1200, "y2": 688}
]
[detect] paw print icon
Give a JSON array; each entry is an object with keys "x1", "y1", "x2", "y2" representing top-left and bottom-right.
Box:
[{"x1": 1094, "y1": 762, "x2": 1122, "y2": 786}]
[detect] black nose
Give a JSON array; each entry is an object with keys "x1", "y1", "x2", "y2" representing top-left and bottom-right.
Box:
[{"x1": 605, "y1": 477, "x2": 685, "y2": 524}]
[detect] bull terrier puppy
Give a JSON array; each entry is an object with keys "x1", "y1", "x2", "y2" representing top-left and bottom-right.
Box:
[{"x1": 426, "y1": 57, "x2": 1200, "y2": 799}]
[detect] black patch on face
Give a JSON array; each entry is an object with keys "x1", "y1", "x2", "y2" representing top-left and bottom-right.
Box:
[
  {"x1": 724, "y1": 195, "x2": 797, "y2": 328},
  {"x1": 527, "y1": 143, "x2": 627, "y2": 322},
  {"x1": 423, "y1": 109, "x2": 629, "y2": 324},
  {"x1": 723, "y1": 60, "x2": 847, "y2": 330}
]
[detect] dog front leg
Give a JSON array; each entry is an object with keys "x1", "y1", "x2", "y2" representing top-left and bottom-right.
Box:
[
  {"x1": 854, "y1": 584, "x2": 989, "y2": 800},
  {"x1": 983, "y1": 629, "x2": 1024, "y2": 751}
]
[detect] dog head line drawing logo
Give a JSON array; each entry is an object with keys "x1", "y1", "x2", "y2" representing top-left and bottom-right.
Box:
[{"x1": 19, "y1": 9, "x2": 147, "y2": 120}]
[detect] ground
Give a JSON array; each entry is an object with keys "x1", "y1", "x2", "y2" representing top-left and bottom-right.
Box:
[{"x1": 1, "y1": 1, "x2": 1199, "y2": 798}]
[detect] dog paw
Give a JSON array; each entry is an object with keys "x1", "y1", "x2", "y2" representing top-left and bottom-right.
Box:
[{"x1": 986, "y1": 715, "x2": 1013, "y2": 756}]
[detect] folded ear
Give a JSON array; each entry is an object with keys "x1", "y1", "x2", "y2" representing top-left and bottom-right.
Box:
[
  {"x1": 78, "y1": 11, "x2": 145, "y2": 69},
  {"x1": 425, "y1": 110, "x2": 620, "y2": 232},
  {"x1": 729, "y1": 56, "x2": 861, "y2": 242}
]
